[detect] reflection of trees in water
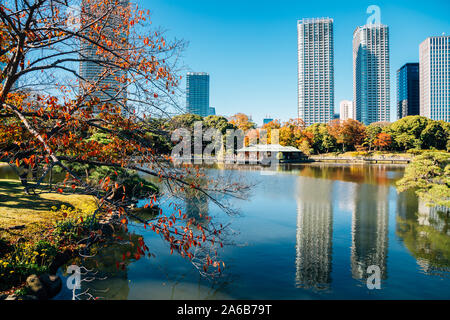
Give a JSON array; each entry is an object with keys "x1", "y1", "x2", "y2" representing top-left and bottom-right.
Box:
[
  {"x1": 68, "y1": 230, "x2": 146, "y2": 300},
  {"x1": 282, "y1": 163, "x2": 402, "y2": 186},
  {"x1": 396, "y1": 195, "x2": 450, "y2": 276},
  {"x1": 295, "y1": 177, "x2": 333, "y2": 290},
  {"x1": 351, "y1": 184, "x2": 389, "y2": 281}
]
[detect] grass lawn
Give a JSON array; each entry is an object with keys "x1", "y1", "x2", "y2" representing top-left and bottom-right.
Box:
[{"x1": 0, "y1": 179, "x2": 97, "y2": 242}]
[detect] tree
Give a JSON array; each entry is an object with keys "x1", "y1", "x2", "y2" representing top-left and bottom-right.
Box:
[
  {"x1": 373, "y1": 132, "x2": 392, "y2": 151},
  {"x1": 229, "y1": 113, "x2": 256, "y2": 131},
  {"x1": 168, "y1": 114, "x2": 203, "y2": 130},
  {"x1": 203, "y1": 115, "x2": 237, "y2": 135},
  {"x1": 278, "y1": 118, "x2": 305, "y2": 148},
  {"x1": 384, "y1": 116, "x2": 430, "y2": 150},
  {"x1": 304, "y1": 123, "x2": 336, "y2": 154},
  {"x1": 420, "y1": 121, "x2": 448, "y2": 150},
  {"x1": 261, "y1": 119, "x2": 281, "y2": 144},
  {"x1": 0, "y1": 0, "x2": 245, "y2": 277},
  {"x1": 364, "y1": 123, "x2": 383, "y2": 151},
  {"x1": 396, "y1": 152, "x2": 450, "y2": 207},
  {"x1": 341, "y1": 119, "x2": 366, "y2": 150},
  {"x1": 327, "y1": 119, "x2": 366, "y2": 152}
]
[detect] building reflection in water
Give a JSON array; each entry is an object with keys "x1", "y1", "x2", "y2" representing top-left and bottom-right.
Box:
[
  {"x1": 351, "y1": 183, "x2": 389, "y2": 281},
  {"x1": 295, "y1": 177, "x2": 333, "y2": 290}
]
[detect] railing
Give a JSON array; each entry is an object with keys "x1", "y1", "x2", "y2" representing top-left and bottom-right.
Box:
[{"x1": 310, "y1": 156, "x2": 411, "y2": 164}]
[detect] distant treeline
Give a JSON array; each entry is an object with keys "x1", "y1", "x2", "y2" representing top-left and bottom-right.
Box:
[{"x1": 144, "y1": 114, "x2": 449, "y2": 155}]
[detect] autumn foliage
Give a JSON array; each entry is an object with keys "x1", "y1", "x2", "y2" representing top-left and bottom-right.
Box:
[{"x1": 0, "y1": 0, "x2": 245, "y2": 278}]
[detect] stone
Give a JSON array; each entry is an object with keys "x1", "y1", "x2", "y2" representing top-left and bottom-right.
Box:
[{"x1": 26, "y1": 274, "x2": 47, "y2": 300}]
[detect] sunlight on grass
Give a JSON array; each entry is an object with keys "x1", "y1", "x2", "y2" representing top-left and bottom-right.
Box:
[{"x1": 0, "y1": 179, "x2": 97, "y2": 241}]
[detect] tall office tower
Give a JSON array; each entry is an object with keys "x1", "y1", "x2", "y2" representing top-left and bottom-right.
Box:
[
  {"x1": 79, "y1": 0, "x2": 129, "y2": 107},
  {"x1": 297, "y1": 18, "x2": 334, "y2": 127},
  {"x1": 353, "y1": 24, "x2": 390, "y2": 125},
  {"x1": 397, "y1": 63, "x2": 420, "y2": 119},
  {"x1": 419, "y1": 36, "x2": 450, "y2": 122},
  {"x1": 186, "y1": 72, "x2": 210, "y2": 117},
  {"x1": 339, "y1": 100, "x2": 354, "y2": 120},
  {"x1": 295, "y1": 177, "x2": 333, "y2": 289}
]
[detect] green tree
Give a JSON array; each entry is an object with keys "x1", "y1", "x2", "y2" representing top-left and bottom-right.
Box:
[
  {"x1": 396, "y1": 151, "x2": 450, "y2": 207},
  {"x1": 384, "y1": 116, "x2": 431, "y2": 150},
  {"x1": 168, "y1": 113, "x2": 203, "y2": 130},
  {"x1": 203, "y1": 115, "x2": 237, "y2": 134},
  {"x1": 364, "y1": 123, "x2": 385, "y2": 151},
  {"x1": 420, "y1": 121, "x2": 448, "y2": 150},
  {"x1": 305, "y1": 123, "x2": 337, "y2": 154}
]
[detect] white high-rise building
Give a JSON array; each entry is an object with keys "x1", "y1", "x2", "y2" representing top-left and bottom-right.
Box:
[
  {"x1": 297, "y1": 18, "x2": 334, "y2": 127},
  {"x1": 419, "y1": 36, "x2": 450, "y2": 122},
  {"x1": 79, "y1": 0, "x2": 129, "y2": 108},
  {"x1": 339, "y1": 100, "x2": 354, "y2": 120},
  {"x1": 353, "y1": 24, "x2": 390, "y2": 125}
]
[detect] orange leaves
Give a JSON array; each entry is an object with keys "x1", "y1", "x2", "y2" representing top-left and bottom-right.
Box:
[{"x1": 57, "y1": 188, "x2": 63, "y2": 194}]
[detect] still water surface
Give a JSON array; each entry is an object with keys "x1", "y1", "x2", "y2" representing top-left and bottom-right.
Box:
[{"x1": 41, "y1": 164, "x2": 450, "y2": 299}]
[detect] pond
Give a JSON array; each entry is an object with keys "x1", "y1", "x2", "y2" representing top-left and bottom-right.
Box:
[{"x1": 9, "y1": 163, "x2": 446, "y2": 300}]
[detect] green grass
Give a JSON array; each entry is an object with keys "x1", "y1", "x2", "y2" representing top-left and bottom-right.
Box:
[{"x1": 0, "y1": 179, "x2": 97, "y2": 242}]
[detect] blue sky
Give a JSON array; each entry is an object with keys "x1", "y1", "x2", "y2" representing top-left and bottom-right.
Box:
[{"x1": 142, "y1": 0, "x2": 450, "y2": 125}]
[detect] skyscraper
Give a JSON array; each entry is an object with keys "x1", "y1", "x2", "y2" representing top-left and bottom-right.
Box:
[
  {"x1": 79, "y1": 0, "x2": 129, "y2": 107},
  {"x1": 397, "y1": 63, "x2": 420, "y2": 119},
  {"x1": 419, "y1": 36, "x2": 450, "y2": 122},
  {"x1": 186, "y1": 72, "x2": 210, "y2": 117},
  {"x1": 353, "y1": 24, "x2": 390, "y2": 125},
  {"x1": 297, "y1": 18, "x2": 334, "y2": 127},
  {"x1": 339, "y1": 100, "x2": 354, "y2": 120}
]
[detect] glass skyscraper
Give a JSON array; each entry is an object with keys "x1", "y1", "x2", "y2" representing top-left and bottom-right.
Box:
[
  {"x1": 186, "y1": 72, "x2": 210, "y2": 117},
  {"x1": 353, "y1": 24, "x2": 390, "y2": 125},
  {"x1": 419, "y1": 36, "x2": 450, "y2": 122},
  {"x1": 397, "y1": 63, "x2": 420, "y2": 119},
  {"x1": 297, "y1": 18, "x2": 334, "y2": 127},
  {"x1": 79, "y1": 0, "x2": 129, "y2": 107}
]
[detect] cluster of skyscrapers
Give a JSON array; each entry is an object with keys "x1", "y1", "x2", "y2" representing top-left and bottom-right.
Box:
[{"x1": 298, "y1": 18, "x2": 449, "y2": 125}]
